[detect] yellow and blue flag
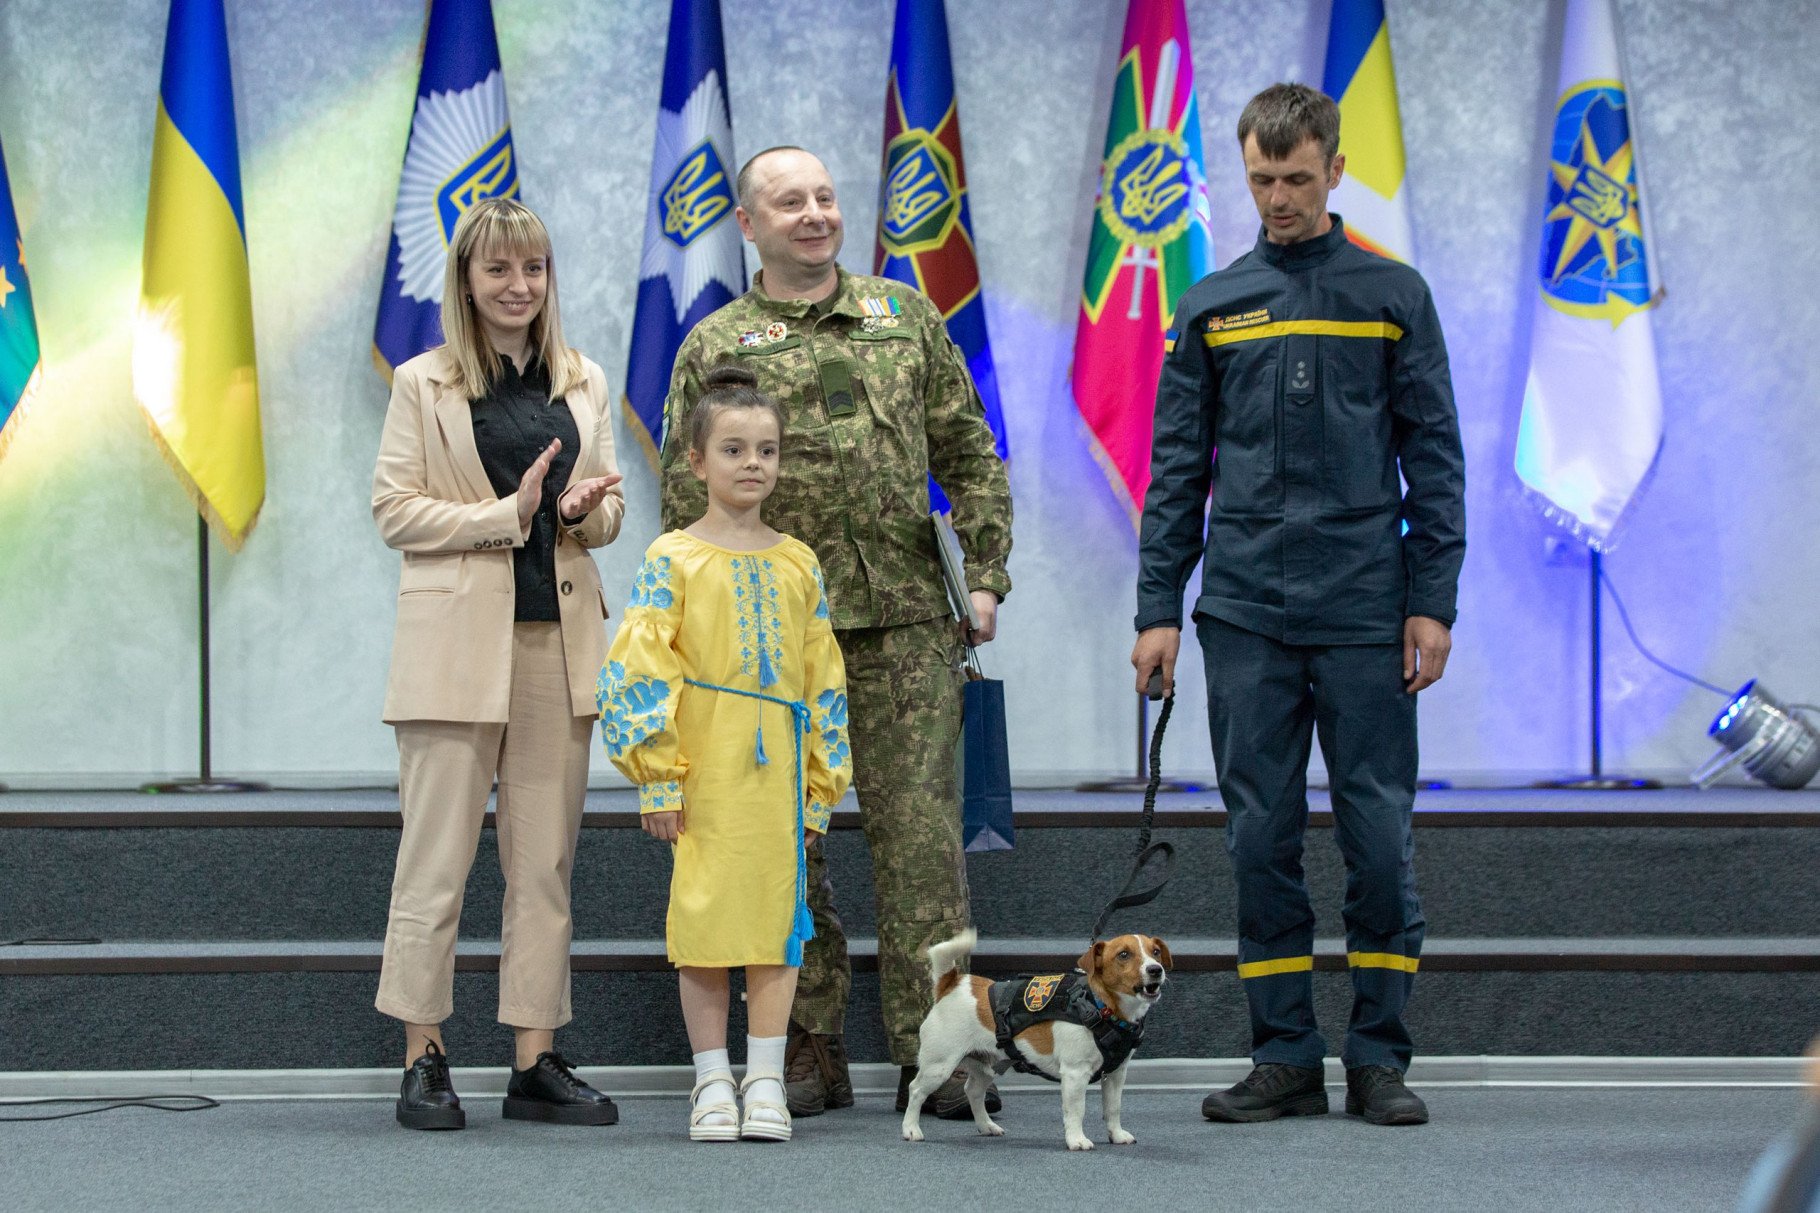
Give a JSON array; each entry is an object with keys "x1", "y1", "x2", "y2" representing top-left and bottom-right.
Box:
[
  {"x1": 0, "y1": 137, "x2": 40, "y2": 466},
  {"x1": 135, "y1": 0, "x2": 264, "y2": 550},
  {"x1": 374, "y1": 0, "x2": 520, "y2": 379},
  {"x1": 1515, "y1": 0, "x2": 1662, "y2": 549},
  {"x1": 626, "y1": 0, "x2": 744, "y2": 466},
  {"x1": 874, "y1": 0, "x2": 1006, "y2": 512},
  {"x1": 1321, "y1": 0, "x2": 1415, "y2": 263}
]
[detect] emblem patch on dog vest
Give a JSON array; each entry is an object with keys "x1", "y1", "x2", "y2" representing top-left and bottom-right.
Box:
[{"x1": 1022, "y1": 974, "x2": 1064, "y2": 1012}]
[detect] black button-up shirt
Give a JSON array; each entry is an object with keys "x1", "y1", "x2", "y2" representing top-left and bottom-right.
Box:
[
  {"x1": 1137, "y1": 218, "x2": 1466, "y2": 645},
  {"x1": 469, "y1": 356, "x2": 579, "y2": 622}
]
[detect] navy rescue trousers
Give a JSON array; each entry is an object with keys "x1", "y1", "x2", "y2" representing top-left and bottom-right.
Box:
[{"x1": 1196, "y1": 615, "x2": 1426, "y2": 1072}]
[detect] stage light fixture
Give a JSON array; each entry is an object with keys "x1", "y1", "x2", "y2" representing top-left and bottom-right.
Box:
[{"x1": 1691, "y1": 681, "x2": 1820, "y2": 790}]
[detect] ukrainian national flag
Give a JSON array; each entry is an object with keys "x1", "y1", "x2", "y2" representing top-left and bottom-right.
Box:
[
  {"x1": 626, "y1": 0, "x2": 744, "y2": 466},
  {"x1": 1322, "y1": 0, "x2": 1415, "y2": 263},
  {"x1": 873, "y1": 0, "x2": 1006, "y2": 512},
  {"x1": 374, "y1": 0, "x2": 520, "y2": 380},
  {"x1": 1515, "y1": 0, "x2": 1662, "y2": 549},
  {"x1": 0, "y1": 137, "x2": 40, "y2": 466},
  {"x1": 135, "y1": 0, "x2": 264, "y2": 550},
  {"x1": 1071, "y1": 0, "x2": 1214, "y2": 524}
]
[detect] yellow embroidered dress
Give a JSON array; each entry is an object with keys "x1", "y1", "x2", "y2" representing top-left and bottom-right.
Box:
[{"x1": 598, "y1": 531, "x2": 850, "y2": 967}]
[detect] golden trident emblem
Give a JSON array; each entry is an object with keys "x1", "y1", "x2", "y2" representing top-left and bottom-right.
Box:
[
  {"x1": 885, "y1": 152, "x2": 947, "y2": 233},
  {"x1": 663, "y1": 147, "x2": 732, "y2": 243},
  {"x1": 1116, "y1": 144, "x2": 1188, "y2": 227},
  {"x1": 446, "y1": 144, "x2": 517, "y2": 217}
]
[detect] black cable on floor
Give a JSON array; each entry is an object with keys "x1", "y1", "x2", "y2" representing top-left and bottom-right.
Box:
[
  {"x1": 1598, "y1": 566, "x2": 1732, "y2": 697},
  {"x1": 0, "y1": 1096, "x2": 220, "y2": 1122}
]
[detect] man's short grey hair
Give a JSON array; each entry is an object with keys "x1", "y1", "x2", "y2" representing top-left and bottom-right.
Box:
[
  {"x1": 1236, "y1": 83, "x2": 1340, "y2": 163},
  {"x1": 735, "y1": 145, "x2": 810, "y2": 208}
]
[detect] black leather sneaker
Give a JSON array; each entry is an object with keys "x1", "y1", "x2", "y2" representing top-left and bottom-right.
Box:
[
  {"x1": 1345, "y1": 1065, "x2": 1429, "y2": 1125},
  {"x1": 784, "y1": 1023, "x2": 855, "y2": 1116},
  {"x1": 397, "y1": 1040, "x2": 464, "y2": 1130},
  {"x1": 502, "y1": 1051, "x2": 619, "y2": 1126},
  {"x1": 1201, "y1": 1063, "x2": 1329, "y2": 1122},
  {"x1": 896, "y1": 1065, "x2": 1003, "y2": 1119}
]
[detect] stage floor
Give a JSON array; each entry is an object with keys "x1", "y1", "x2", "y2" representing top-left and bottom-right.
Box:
[
  {"x1": 5, "y1": 1086, "x2": 1804, "y2": 1211},
  {"x1": 5, "y1": 783, "x2": 1818, "y2": 825}
]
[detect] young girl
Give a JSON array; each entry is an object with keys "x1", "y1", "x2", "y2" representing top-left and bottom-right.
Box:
[{"x1": 598, "y1": 364, "x2": 850, "y2": 1142}]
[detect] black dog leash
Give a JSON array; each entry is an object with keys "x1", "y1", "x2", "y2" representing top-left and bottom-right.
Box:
[{"x1": 1087, "y1": 672, "x2": 1177, "y2": 942}]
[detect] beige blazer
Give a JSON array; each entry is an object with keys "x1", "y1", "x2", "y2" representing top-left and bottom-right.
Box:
[{"x1": 373, "y1": 347, "x2": 625, "y2": 723}]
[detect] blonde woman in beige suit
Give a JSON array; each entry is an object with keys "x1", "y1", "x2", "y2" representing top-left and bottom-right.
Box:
[{"x1": 372, "y1": 197, "x2": 624, "y2": 1131}]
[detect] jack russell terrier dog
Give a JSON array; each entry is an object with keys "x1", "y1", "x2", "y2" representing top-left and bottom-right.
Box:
[{"x1": 901, "y1": 929, "x2": 1171, "y2": 1151}]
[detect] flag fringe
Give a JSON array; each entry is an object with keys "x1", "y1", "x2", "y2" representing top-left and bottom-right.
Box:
[
  {"x1": 620, "y1": 393, "x2": 661, "y2": 473},
  {"x1": 0, "y1": 363, "x2": 42, "y2": 467},
  {"x1": 134, "y1": 400, "x2": 260, "y2": 553},
  {"x1": 371, "y1": 342, "x2": 395, "y2": 388},
  {"x1": 1074, "y1": 412, "x2": 1142, "y2": 534}
]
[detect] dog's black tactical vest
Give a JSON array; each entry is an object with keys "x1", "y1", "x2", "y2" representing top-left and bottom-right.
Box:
[{"x1": 987, "y1": 972, "x2": 1145, "y2": 1084}]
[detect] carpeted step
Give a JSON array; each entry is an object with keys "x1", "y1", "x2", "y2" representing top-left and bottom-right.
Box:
[
  {"x1": 4, "y1": 936, "x2": 1817, "y2": 1070},
  {"x1": 7, "y1": 818, "x2": 1819, "y2": 943}
]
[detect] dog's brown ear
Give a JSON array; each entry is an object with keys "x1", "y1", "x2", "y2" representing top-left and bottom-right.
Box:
[
  {"x1": 1150, "y1": 936, "x2": 1174, "y2": 971},
  {"x1": 1076, "y1": 941, "x2": 1104, "y2": 973}
]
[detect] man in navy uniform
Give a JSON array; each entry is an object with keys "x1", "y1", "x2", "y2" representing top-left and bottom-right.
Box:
[{"x1": 1130, "y1": 83, "x2": 1465, "y2": 1127}]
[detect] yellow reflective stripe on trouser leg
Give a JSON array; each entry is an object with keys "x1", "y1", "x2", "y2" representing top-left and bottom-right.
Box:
[
  {"x1": 1237, "y1": 955, "x2": 1315, "y2": 979},
  {"x1": 1347, "y1": 951, "x2": 1420, "y2": 973}
]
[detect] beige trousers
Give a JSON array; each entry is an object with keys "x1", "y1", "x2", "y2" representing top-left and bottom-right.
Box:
[{"x1": 375, "y1": 623, "x2": 593, "y2": 1029}]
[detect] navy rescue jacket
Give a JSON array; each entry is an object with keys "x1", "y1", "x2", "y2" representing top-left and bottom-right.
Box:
[{"x1": 1135, "y1": 218, "x2": 1466, "y2": 645}]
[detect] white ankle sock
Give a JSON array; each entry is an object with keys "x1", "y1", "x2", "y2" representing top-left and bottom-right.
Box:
[
  {"x1": 745, "y1": 1035, "x2": 787, "y2": 1123},
  {"x1": 692, "y1": 1049, "x2": 736, "y2": 1125}
]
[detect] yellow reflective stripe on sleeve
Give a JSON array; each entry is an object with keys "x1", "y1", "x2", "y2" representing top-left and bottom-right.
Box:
[
  {"x1": 1202, "y1": 320, "x2": 1404, "y2": 348},
  {"x1": 1347, "y1": 951, "x2": 1420, "y2": 973},
  {"x1": 1237, "y1": 955, "x2": 1315, "y2": 979}
]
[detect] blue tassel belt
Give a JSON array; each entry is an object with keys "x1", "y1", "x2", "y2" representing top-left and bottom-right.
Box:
[{"x1": 682, "y1": 678, "x2": 816, "y2": 966}]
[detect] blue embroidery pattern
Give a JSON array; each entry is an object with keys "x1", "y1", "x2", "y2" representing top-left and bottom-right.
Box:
[
  {"x1": 596, "y1": 660, "x2": 672, "y2": 759},
  {"x1": 628, "y1": 554, "x2": 674, "y2": 610},
  {"x1": 640, "y1": 779, "x2": 683, "y2": 814},
  {"x1": 731, "y1": 556, "x2": 784, "y2": 687},
  {"x1": 815, "y1": 688, "x2": 850, "y2": 771},
  {"x1": 811, "y1": 565, "x2": 830, "y2": 621}
]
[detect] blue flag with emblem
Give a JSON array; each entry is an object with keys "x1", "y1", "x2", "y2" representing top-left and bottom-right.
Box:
[
  {"x1": 873, "y1": 0, "x2": 1007, "y2": 514},
  {"x1": 625, "y1": 0, "x2": 745, "y2": 467},
  {"x1": 0, "y1": 135, "x2": 40, "y2": 466},
  {"x1": 372, "y1": 0, "x2": 521, "y2": 382},
  {"x1": 1515, "y1": 0, "x2": 1663, "y2": 549}
]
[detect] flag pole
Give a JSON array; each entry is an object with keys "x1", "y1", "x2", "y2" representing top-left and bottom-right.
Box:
[
  {"x1": 1536, "y1": 550, "x2": 1658, "y2": 791},
  {"x1": 142, "y1": 517, "x2": 267, "y2": 794}
]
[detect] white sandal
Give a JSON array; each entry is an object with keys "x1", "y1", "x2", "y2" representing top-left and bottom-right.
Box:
[
  {"x1": 739, "y1": 1071, "x2": 792, "y2": 1142},
  {"x1": 689, "y1": 1070, "x2": 740, "y2": 1143}
]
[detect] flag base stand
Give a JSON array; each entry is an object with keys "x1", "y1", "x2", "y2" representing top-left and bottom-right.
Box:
[
  {"x1": 1543, "y1": 551, "x2": 1665, "y2": 794},
  {"x1": 140, "y1": 779, "x2": 271, "y2": 795},
  {"x1": 1534, "y1": 775, "x2": 1661, "y2": 791},
  {"x1": 1076, "y1": 775, "x2": 1204, "y2": 793},
  {"x1": 1076, "y1": 694, "x2": 1205, "y2": 793}
]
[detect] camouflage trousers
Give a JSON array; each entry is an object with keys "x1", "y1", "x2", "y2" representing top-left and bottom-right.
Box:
[{"x1": 793, "y1": 616, "x2": 971, "y2": 1064}]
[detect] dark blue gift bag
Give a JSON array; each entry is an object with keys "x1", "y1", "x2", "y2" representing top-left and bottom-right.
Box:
[{"x1": 960, "y1": 649, "x2": 1013, "y2": 852}]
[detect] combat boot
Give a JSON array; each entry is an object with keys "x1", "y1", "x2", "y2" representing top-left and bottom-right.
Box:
[{"x1": 784, "y1": 1022, "x2": 854, "y2": 1116}]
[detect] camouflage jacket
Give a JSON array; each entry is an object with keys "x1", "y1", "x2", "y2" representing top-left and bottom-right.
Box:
[{"x1": 660, "y1": 268, "x2": 1012, "y2": 631}]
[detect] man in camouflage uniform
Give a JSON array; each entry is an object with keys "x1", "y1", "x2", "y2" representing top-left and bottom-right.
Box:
[{"x1": 659, "y1": 147, "x2": 1012, "y2": 1118}]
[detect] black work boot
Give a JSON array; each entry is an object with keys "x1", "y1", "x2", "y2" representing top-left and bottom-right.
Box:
[
  {"x1": 784, "y1": 1022, "x2": 854, "y2": 1117},
  {"x1": 397, "y1": 1040, "x2": 464, "y2": 1130},
  {"x1": 1201, "y1": 1063, "x2": 1329, "y2": 1122},
  {"x1": 503, "y1": 1051, "x2": 619, "y2": 1126},
  {"x1": 895, "y1": 1066, "x2": 1003, "y2": 1119},
  {"x1": 1345, "y1": 1065, "x2": 1429, "y2": 1125}
]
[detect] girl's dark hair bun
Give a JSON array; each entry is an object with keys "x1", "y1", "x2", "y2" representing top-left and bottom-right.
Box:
[{"x1": 703, "y1": 363, "x2": 759, "y2": 391}]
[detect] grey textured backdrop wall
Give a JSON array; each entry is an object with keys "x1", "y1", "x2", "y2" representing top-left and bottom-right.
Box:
[{"x1": 1, "y1": 0, "x2": 1816, "y2": 786}]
